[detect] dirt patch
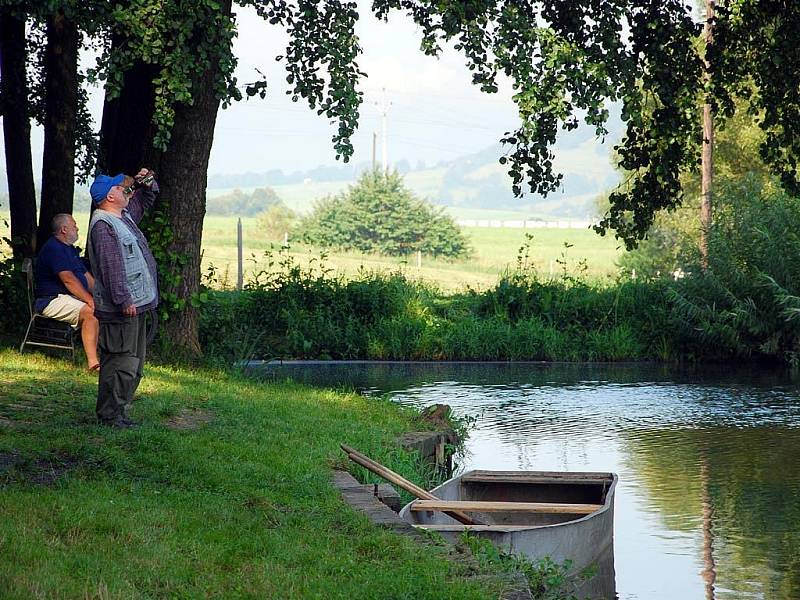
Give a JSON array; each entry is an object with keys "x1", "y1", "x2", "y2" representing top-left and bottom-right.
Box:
[
  {"x1": 0, "y1": 451, "x2": 79, "y2": 486},
  {"x1": 28, "y1": 457, "x2": 81, "y2": 485},
  {"x1": 164, "y1": 408, "x2": 214, "y2": 430},
  {"x1": 0, "y1": 451, "x2": 19, "y2": 471}
]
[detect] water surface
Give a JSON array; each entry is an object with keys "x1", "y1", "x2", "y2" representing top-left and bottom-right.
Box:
[{"x1": 257, "y1": 362, "x2": 800, "y2": 600}]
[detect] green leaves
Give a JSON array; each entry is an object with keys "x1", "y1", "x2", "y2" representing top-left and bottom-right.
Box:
[
  {"x1": 373, "y1": 1, "x2": 706, "y2": 247},
  {"x1": 46, "y1": 0, "x2": 800, "y2": 258},
  {"x1": 94, "y1": 0, "x2": 237, "y2": 151}
]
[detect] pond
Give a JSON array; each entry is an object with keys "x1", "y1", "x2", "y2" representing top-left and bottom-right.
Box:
[{"x1": 256, "y1": 361, "x2": 800, "y2": 600}]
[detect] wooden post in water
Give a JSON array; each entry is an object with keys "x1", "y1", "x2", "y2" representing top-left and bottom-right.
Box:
[{"x1": 237, "y1": 217, "x2": 243, "y2": 290}]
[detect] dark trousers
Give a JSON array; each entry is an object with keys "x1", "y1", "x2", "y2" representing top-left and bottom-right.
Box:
[{"x1": 96, "y1": 314, "x2": 148, "y2": 422}]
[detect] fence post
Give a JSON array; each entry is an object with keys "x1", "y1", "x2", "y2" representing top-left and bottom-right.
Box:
[
  {"x1": 237, "y1": 217, "x2": 243, "y2": 290},
  {"x1": 417, "y1": 250, "x2": 422, "y2": 268}
]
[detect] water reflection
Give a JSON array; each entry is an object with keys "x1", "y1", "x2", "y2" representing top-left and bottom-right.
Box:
[{"x1": 255, "y1": 362, "x2": 800, "y2": 600}]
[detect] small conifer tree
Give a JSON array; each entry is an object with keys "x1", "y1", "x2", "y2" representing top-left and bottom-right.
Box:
[{"x1": 298, "y1": 169, "x2": 471, "y2": 259}]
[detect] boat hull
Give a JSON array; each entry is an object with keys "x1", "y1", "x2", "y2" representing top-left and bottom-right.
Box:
[{"x1": 399, "y1": 470, "x2": 617, "y2": 599}]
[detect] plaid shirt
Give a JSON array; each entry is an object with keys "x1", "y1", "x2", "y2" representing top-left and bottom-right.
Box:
[{"x1": 90, "y1": 184, "x2": 160, "y2": 320}]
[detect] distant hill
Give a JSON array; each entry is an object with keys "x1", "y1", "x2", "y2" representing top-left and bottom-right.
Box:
[
  {"x1": 2, "y1": 122, "x2": 619, "y2": 220},
  {"x1": 208, "y1": 121, "x2": 622, "y2": 219}
]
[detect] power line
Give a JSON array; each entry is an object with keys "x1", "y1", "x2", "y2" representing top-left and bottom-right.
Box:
[{"x1": 373, "y1": 88, "x2": 392, "y2": 174}]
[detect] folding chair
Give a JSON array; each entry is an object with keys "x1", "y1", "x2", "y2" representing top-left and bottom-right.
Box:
[{"x1": 19, "y1": 257, "x2": 77, "y2": 361}]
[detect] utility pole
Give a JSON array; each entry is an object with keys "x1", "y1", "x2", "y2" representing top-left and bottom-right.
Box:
[
  {"x1": 237, "y1": 217, "x2": 243, "y2": 290},
  {"x1": 372, "y1": 131, "x2": 377, "y2": 171},
  {"x1": 700, "y1": 0, "x2": 715, "y2": 272},
  {"x1": 373, "y1": 88, "x2": 391, "y2": 175}
]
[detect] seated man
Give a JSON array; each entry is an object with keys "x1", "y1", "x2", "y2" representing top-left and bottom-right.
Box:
[{"x1": 35, "y1": 213, "x2": 100, "y2": 371}]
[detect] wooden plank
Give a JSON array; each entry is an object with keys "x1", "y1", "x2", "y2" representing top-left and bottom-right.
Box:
[
  {"x1": 462, "y1": 470, "x2": 613, "y2": 485},
  {"x1": 410, "y1": 500, "x2": 602, "y2": 515},
  {"x1": 340, "y1": 444, "x2": 481, "y2": 526}
]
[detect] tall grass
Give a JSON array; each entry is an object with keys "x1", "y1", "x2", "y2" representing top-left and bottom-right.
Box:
[
  {"x1": 664, "y1": 176, "x2": 800, "y2": 364},
  {"x1": 196, "y1": 250, "x2": 670, "y2": 364}
]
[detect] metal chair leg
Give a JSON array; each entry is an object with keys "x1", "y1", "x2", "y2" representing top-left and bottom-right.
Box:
[{"x1": 19, "y1": 318, "x2": 35, "y2": 353}]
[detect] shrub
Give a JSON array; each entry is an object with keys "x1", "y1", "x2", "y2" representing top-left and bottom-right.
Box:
[
  {"x1": 197, "y1": 182, "x2": 800, "y2": 367},
  {"x1": 298, "y1": 169, "x2": 471, "y2": 259},
  {"x1": 667, "y1": 175, "x2": 800, "y2": 363},
  {"x1": 0, "y1": 254, "x2": 28, "y2": 341},
  {"x1": 256, "y1": 203, "x2": 296, "y2": 241}
]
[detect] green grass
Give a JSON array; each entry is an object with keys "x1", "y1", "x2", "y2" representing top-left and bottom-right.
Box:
[{"x1": 0, "y1": 349, "x2": 505, "y2": 599}]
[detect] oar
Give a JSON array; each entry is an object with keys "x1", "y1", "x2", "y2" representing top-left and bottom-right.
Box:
[{"x1": 340, "y1": 444, "x2": 481, "y2": 526}]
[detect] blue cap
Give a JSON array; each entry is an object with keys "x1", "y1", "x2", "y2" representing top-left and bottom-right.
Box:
[{"x1": 90, "y1": 173, "x2": 125, "y2": 205}]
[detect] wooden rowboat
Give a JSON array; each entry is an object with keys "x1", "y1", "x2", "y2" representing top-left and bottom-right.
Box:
[{"x1": 399, "y1": 470, "x2": 618, "y2": 598}]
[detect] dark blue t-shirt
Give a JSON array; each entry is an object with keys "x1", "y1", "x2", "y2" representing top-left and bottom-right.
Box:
[{"x1": 35, "y1": 236, "x2": 89, "y2": 312}]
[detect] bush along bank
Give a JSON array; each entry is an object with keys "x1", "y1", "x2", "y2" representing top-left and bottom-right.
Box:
[{"x1": 198, "y1": 248, "x2": 800, "y2": 366}]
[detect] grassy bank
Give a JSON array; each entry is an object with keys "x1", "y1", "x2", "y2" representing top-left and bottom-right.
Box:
[{"x1": 0, "y1": 350, "x2": 508, "y2": 599}]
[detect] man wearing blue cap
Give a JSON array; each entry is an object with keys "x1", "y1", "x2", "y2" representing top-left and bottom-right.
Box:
[{"x1": 88, "y1": 168, "x2": 159, "y2": 428}]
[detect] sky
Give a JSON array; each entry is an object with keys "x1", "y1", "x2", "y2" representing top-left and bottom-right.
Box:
[
  {"x1": 209, "y1": 4, "x2": 523, "y2": 174},
  {"x1": 2, "y1": 3, "x2": 616, "y2": 182}
]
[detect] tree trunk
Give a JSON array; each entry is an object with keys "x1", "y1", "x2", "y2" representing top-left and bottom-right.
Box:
[
  {"x1": 157, "y1": 6, "x2": 230, "y2": 357},
  {"x1": 37, "y1": 9, "x2": 78, "y2": 250},
  {"x1": 700, "y1": 0, "x2": 715, "y2": 271},
  {"x1": 98, "y1": 54, "x2": 161, "y2": 176},
  {"x1": 0, "y1": 9, "x2": 37, "y2": 258}
]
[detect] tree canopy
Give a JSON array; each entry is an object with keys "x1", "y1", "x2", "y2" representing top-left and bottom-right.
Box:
[
  {"x1": 83, "y1": 0, "x2": 800, "y2": 243},
  {"x1": 5, "y1": 0, "x2": 800, "y2": 354},
  {"x1": 298, "y1": 170, "x2": 471, "y2": 258}
]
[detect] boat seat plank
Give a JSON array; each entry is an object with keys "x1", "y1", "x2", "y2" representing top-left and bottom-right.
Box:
[
  {"x1": 410, "y1": 500, "x2": 602, "y2": 514},
  {"x1": 461, "y1": 471, "x2": 614, "y2": 485}
]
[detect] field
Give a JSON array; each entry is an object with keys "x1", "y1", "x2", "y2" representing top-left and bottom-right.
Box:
[
  {"x1": 1, "y1": 212, "x2": 624, "y2": 290},
  {"x1": 201, "y1": 216, "x2": 623, "y2": 290}
]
